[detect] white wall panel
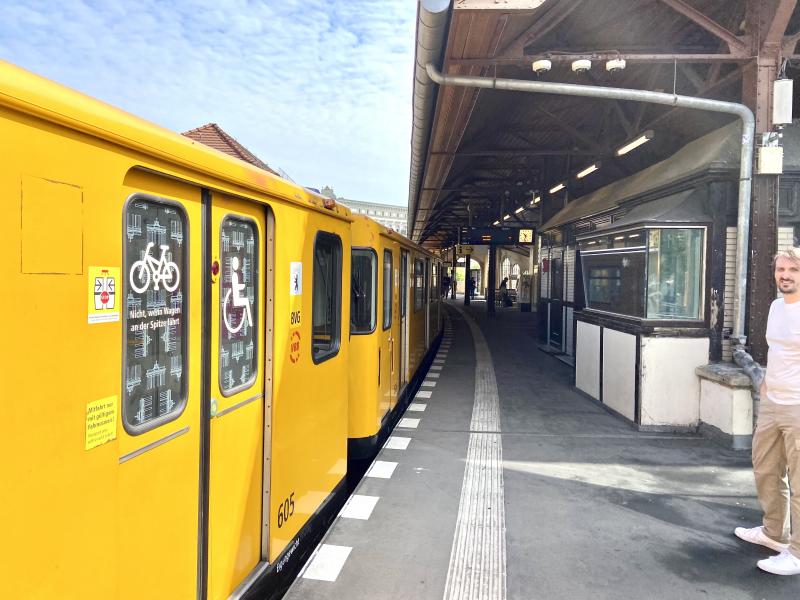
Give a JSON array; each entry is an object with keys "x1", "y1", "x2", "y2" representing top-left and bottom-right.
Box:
[
  {"x1": 565, "y1": 307, "x2": 574, "y2": 357},
  {"x1": 640, "y1": 336, "x2": 708, "y2": 426},
  {"x1": 602, "y1": 328, "x2": 637, "y2": 421},
  {"x1": 575, "y1": 321, "x2": 600, "y2": 399},
  {"x1": 565, "y1": 246, "x2": 575, "y2": 303},
  {"x1": 722, "y1": 227, "x2": 736, "y2": 361}
]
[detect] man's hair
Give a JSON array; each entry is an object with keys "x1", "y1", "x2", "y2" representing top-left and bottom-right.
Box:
[{"x1": 774, "y1": 246, "x2": 800, "y2": 267}]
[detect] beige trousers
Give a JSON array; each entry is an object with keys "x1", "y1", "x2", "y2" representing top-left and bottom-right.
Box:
[{"x1": 752, "y1": 399, "x2": 800, "y2": 557}]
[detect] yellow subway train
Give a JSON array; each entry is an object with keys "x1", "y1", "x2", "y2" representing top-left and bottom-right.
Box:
[{"x1": 0, "y1": 61, "x2": 442, "y2": 600}]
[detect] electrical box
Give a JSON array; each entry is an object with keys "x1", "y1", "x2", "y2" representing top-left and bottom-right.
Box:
[
  {"x1": 773, "y1": 78, "x2": 793, "y2": 125},
  {"x1": 757, "y1": 146, "x2": 784, "y2": 175}
]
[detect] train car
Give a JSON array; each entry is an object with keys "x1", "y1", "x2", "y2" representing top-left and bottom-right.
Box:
[
  {"x1": 0, "y1": 61, "x2": 356, "y2": 600},
  {"x1": 348, "y1": 217, "x2": 443, "y2": 458}
]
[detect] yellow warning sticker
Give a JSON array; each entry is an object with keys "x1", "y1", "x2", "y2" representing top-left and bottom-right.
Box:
[
  {"x1": 88, "y1": 266, "x2": 120, "y2": 324},
  {"x1": 85, "y1": 396, "x2": 118, "y2": 450}
]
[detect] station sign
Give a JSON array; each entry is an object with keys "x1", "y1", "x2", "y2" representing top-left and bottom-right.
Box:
[
  {"x1": 460, "y1": 226, "x2": 536, "y2": 246},
  {"x1": 456, "y1": 244, "x2": 474, "y2": 255}
]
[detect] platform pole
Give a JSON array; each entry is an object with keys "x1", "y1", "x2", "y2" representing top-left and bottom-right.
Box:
[{"x1": 487, "y1": 245, "x2": 497, "y2": 317}]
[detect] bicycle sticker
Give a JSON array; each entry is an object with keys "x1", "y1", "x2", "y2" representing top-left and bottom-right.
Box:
[{"x1": 124, "y1": 199, "x2": 187, "y2": 430}]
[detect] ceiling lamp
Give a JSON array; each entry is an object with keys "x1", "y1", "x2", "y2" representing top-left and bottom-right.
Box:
[
  {"x1": 532, "y1": 59, "x2": 552, "y2": 74},
  {"x1": 606, "y1": 58, "x2": 626, "y2": 72},
  {"x1": 503, "y1": 214, "x2": 511, "y2": 220},
  {"x1": 576, "y1": 163, "x2": 600, "y2": 179},
  {"x1": 493, "y1": 220, "x2": 500, "y2": 225},
  {"x1": 515, "y1": 206, "x2": 525, "y2": 214},
  {"x1": 616, "y1": 130, "x2": 654, "y2": 156},
  {"x1": 533, "y1": 195, "x2": 541, "y2": 204},
  {"x1": 571, "y1": 59, "x2": 591, "y2": 74},
  {"x1": 549, "y1": 182, "x2": 565, "y2": 194}
]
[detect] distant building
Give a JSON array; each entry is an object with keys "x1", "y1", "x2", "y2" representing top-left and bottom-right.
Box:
[
  {"x1": 321, "y1": 186, "x2": 408, "y2": 236},
  {"x1": 182, "y1": 123, "x2": 282, "y2": 177}
]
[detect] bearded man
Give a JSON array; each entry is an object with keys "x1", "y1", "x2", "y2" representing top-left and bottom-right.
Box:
[{"x1": 735, "y1": 247, "x2": 800, "y2": 575}]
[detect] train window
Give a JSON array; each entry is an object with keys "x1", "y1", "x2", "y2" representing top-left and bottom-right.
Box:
[
  {"x1": 414, "y1": 258, "x2": 424, "y2": 311},
  {"x1": 219, "y1": 216, "x2": 258, "y2": 395},
  {"x1": 351, "y1": 248, "x2": 377, "y2": 334},
  {"x1": 383, "y1": 249, "x2": 393, "y2": 330},
  {"x1": 312, "y1": 232, "x2": 342, "y2": 363},
  {"x1": 123, "y1": 196, "x2": 188, "y2": 434}
]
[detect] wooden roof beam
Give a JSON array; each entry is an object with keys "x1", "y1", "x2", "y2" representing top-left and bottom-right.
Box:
[
  {"x1": 764, "y1": 0, "x2": 798, "y2": 48},
  {"x1": 502, "y1": 0, "x2": 587, "y2": 55},
  {"x1": 531, "y1": 105, "x2": 606, "y2": 154},
  {"x1": 656, "y1": 0, "x2": 748, "y2": 52}
]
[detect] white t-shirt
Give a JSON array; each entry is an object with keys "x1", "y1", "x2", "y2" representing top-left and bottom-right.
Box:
[{"x1": 766, "y1": 297, "x2": 800, "y2": 405}]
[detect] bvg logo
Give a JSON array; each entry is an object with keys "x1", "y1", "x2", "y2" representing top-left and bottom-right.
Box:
[{"x1": 289, "y1": 331, "x2": 301, "y2": 364}]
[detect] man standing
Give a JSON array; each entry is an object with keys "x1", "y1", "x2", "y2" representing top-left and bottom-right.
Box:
[{"x1": 735, "y1": 248, "x2": 800, "y2": 575}]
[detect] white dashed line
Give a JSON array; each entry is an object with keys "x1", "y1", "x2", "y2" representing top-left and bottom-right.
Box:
[
  {"x1": 397, "y1": 417, "x2": 420, "y2": 429},
  {"x1": 415, "y1": 390, "x2": 432, "y2": 399},
  {"x1": 427, "y1": 372, "x2": 440, "y2": 378},
  {"x1": 339, "y1": 495, "x2": 380, "y2": 520},
  {"x1": 366, "y1": 460, "x2": 398, "y2": 478},
  {"x1": 422, "y1": 380, "x2": 437, "y2": 387},
  {"x1": 430, "y1": 365, "x2": 443, "y2": 371},
  {"x1": 384, "y1": 436, "x2": 411, "y2": 450},
  {"x1": 433, "y1": 359, "x2": 445, "y2": 365},
  {"x1": 408, "y1": 403, "x2": 427, "y2": 412},
  {"x1": 299, "y1": 544, "x2": 352, "y2": 582}
]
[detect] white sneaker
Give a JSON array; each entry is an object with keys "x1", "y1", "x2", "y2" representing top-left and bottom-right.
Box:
[
  {"x1": 734, "y1": 525, "x2": 789, "y2": 553},
  {"x1": 757, "y1": 549, "x2": 800, "y2": 575}
]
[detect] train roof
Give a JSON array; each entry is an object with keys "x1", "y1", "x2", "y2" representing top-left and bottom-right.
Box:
[
  {"x1": 352, "y1": 214, "x2": 439, "y2": 259},
  {"x1": 0, "y1": 60, "x2": 351, "y2": 220}
]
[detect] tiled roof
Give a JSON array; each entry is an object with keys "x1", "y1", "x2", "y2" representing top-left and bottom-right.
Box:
[{"x1": 181, "y1": 123, "x2": 278, "y2": 175}]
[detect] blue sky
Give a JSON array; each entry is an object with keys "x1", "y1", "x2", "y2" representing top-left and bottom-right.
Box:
[{"x1": 1, "y1": 0, "x2": 417, "y2": 205}]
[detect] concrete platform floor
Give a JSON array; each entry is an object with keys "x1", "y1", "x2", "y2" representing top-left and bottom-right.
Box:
[{"x1": 285, "y1": 300, "x2": 800, "y2": 599}]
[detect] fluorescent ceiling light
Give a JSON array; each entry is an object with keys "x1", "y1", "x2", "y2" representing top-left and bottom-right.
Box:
[
  {"x1": 616, "y1": 130, "x2": 654, "y2": 156},
  {"x1": 533, "y1": 195, "x2": 541, "y2": 204},
  {"x1": 493, "y1": 220, "x2": 500, "y2": 225},
  {"x1": 549, "y1": 183, "x2": 565, "y2": 194},
  {"x1": 515, "y1": 206, "x2": 524, "y2": 214},
  {"x1": 576, "y1": 163, "x2": 599, "y2": 179},
  {"x1": 503, "y1": 214, "x2": 511, "y2": 220}
]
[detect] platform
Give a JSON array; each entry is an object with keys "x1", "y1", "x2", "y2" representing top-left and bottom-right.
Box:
[{"x1": 285, "y1": 302, "x2": 799, "y2": 600}]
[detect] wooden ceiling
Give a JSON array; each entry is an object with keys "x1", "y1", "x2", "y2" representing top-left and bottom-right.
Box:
[{"x1": 411, "y1": 0, "x2": 800, "y2": 246}]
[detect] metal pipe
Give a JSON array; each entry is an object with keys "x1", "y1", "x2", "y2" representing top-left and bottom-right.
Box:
[
  {"x1": 425, "y1": 63, "x2": 754, "y2": 345},
  {"x1": 407, "y1": 4, "x2": 449, "y2": 241}
]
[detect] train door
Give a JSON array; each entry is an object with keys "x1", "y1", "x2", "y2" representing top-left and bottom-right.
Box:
[
  {"x1": 381, "y1": 246, "x2": 395, "y2": 410},
  {"x1": 425, "y1": 258, "x2": 431, "y2": 348},
  {"x1": 399, "y1": 250, "x2": 409, "y2": 391},
  {"x1": 208, "y1": 194, "x2": 270, "y2": 599}
]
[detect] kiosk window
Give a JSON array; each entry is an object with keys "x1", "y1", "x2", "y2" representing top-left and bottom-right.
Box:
[
  {"x1": 351, "y1": 249, "x2": 377, "y2": 334},
  {"x1": 383, "y1": 250, "x2": 393, "y2": 330},
  {"x1": 313, "y1": 232, "x2": 342, "y2": 362},
  {"x1": 219, "y1": 217, "x2": 258, "y2": 394},
  {"x1": 123, "y1": 197, "x2": 188, "y2": 433}
]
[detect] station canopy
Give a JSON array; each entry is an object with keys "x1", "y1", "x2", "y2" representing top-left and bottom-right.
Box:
[{"x1": 408, "y1": 0, "x2": 800, "y2": 248}]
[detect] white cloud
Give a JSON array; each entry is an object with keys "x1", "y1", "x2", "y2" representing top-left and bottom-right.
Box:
[{"x1": 1, "y1": 0, "x2": 417, "y2": 205}]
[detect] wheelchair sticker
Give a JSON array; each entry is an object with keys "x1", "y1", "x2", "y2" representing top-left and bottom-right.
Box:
[{"x1": 223, "y1": 256, "x2": 254, "y2": 334}]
